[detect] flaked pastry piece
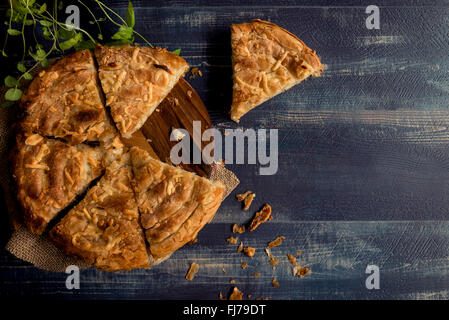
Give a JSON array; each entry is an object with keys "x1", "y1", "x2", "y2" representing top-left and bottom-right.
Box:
[
  {"x1": 20, "y1": 49, "x2": 116, "y2": 144},
  {"x1": 50, "y1": 152, "x2": 149, "y2": 271},
  {"x1": 129, "y1": 147, "x2": 226, "y2": 264},
  {"x1": 95, "y1": 45, "x2": 190, "y2": 138},
  {"x1": 12, "y1": 133, "x2": 105, "y2": 234},
  {"x1": 230, "y1": 19, "x2": 323, "y2": 122}
]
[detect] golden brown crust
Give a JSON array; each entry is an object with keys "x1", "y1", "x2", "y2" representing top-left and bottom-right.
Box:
[
  {"x1": 129, "y1": 147, "x2": 225, "y2": 262},
  {"x1": 12, "y1": 133, "x2": 105, "y2": 234},
  {"x1": 230, "y1": 19, "x2": 323, "y2": 122},
  {"x1": 20, "y1": 50, "x2": 116, "y2": 144},
  {"x1": 50, "y1": 153, "x2": 149, "y2": 271},
  {"x1": 95, "y1": 45, "x2": 190, "y2": 138}
]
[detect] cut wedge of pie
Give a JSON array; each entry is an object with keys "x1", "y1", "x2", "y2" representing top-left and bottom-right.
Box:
[
  {"x1": 20, "y1": 49, "x2": 117, "y2": 145},
  {"x1": 230, "y1": 19, "x2": 323, "y2": 122},
  {"x1": 95, "y1": 44, "x2": 190, "y2": 138},
  {"x1": 129, "y1": 147, "x2": 225, "y2": 264},
  {"x1": 12, "y1": 133, "x2": 106, "y2": 234},
  {"x1": 50, "y1": 152, "x2": 150, "y2": 271}
]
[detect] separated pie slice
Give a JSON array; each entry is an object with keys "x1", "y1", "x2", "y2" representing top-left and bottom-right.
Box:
[
  {"x1": 129, "y1": 147, "x2": 225, "y2": 264},
  {"x1": 230, "y1": 19, "x2": 323, "y2": 122},
  {"x1": 50, "y1": 152, "x2": 149, "y2": 271},
  {"x1": 20, "y1": 49, "x2": 116, "y2": 145},
  {"x1": 95, "y1": 45, "x2": 190, "y2": 138},
  {"x1": 12, "y1": 133, "x2": 105, "y2": 234}
]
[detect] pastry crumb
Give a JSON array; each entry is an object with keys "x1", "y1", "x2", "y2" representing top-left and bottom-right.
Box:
[
  {"x1": 185, "y1": 262, "x2": 199, "y2": 281},
  {"x1": 189, "y1": 67, "x2": 202, "y2": 79},
  {"x1": 272, "y1": 276, "x2": 279, "y2": 288},
  {"x1": 171, "y1": 128, "x2": 186, "y2": 141},
  {"x1": 219, "y1": 291, "x2": 227, "y2": 300},
  {"x1": 237, "y1": 241, "x2": 244, "y2": 253},
  {"x1": 230, "y1": 279, "x2": 236, "y2": 284},
  {"x1": 249, "y1": 204, "x2": 272, "y2": 231},
  {"x1": 269, "y1": 258, "x2": 279, "y2": 266},
  {"x1": 287, "y1": 254, "x2": 297, "y2": 266},
  {"x1": 229, "y1": 287, "x2": 243, "y2": 300},
  {"x1": 232, "y1": 223, "x2": 245, "y2": 234},
  {"x1": 241, "y1": 262, "x2": 248, "y2": 269},
  {"x1": 267, "y1": 236, "x2": 286, "y2": 248},
  {"x1": 293, "y1": 266, "x2": 311, "y2": 278},
  {"x1": 227, "y1": 236, "x2": 238, "y2": 244},
  {"x1": 254, "y1": 273, "x2": 260, "y2": 278},
  {"x1": 187, "y1": 90, "x2": 192, "y2": 98},
  {"x1": 222, "y1": 268, "x2": 226, "y2": 274},
  {"x1": 242, "y1": 192, "x2": 255, "y2": 211},
  {"x1": 243, "y1": 246, "x2": 256, "y2": 258},
  {"x1": 296, "y1": 250, "x2": 302, "y2": 255},
  {"x1": 236, "y1": 190, "x2": 252, "y2": 202}
]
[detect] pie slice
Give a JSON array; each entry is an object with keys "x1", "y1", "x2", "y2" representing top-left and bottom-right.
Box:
[
  {"x1": 230, "y1": 19, "x2": 323, "y2": 122},
  {"x1": 50, "y1": 152, "x2": 149, "y2": 271},
  {"x1": 12, "y1": 133, "x2": 106, "y2": 234},
  {"x1": 129, "y1": 147, "x2": 226, "y2": 264},
  {"x1": 20, "y1": 49, "x2": 117, "y2": 145},
  {"x1": 95, "y1": 45, "x2": 190, "y2": 138}
]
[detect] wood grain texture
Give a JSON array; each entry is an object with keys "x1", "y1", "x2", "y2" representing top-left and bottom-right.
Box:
[{"x1": 1, "y1": 0, "x2": 449, "y2": 300}]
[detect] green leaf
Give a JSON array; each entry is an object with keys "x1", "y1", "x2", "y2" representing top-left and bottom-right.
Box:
[
  {"x1": 24, "y1": 19, "x2": 35, "y2": 26},
  {"x1": 74, "y1": 40, "x2": 96, "y2": 50},
  {"x1": 41, "y1": 58, "x2": 49, "y2": 68},
  {"x1": 172, "y1": 48, "x2": 181, "y2": 55},
  {"x1": 58, "y1": 28, "x2": 75, "y2": 39},
  {"x1": 38, "y1": 3, "x2": 47, "y2": 14},
  {"x1": 7, "y1": 29, "x2": 22, "y2": 36},
  {"x1": 1, "y1": 101, "x2": 15, "y2": 108},
  {"x1": 59, "y1": 32, "x2": 82, "y2": 51},
  {"x1": 58, "y1": 1, "x2": 64, "y2": 10},
  {"x1": 39, "y1": 20, "x2": 52, "y2": 27},
  {"x1": 98, "y1": 34, "x2": 103, "y2": 41},
  {"x1": 36, "y1": 49, "x2": 46, "y2": 59},
  {"x1": 23, "y1": 72, "x2": 33, "y2": 80},
  {"x1": 111, "y1": 25, "x2": 133, "y2": 41},
  {"x1": 5, "y1": 88, "x2": 23, "y2": 101},
  {"x1": 17, "y1": 63, "x2": 26, "y2": 72},
  {"x1": 2, "y1": 50, "x2": 8, "y2": 57},
  {"x1": 4, "y1": 76, "x2": 20, "y2": 87},
  {"x1": 126, "y1": 1, "x2": 135, "y2": 28}
]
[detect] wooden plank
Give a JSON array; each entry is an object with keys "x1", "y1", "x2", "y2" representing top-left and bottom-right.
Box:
[{"x1": 1, "y1": 221, "x2": 449, "y2": 299}]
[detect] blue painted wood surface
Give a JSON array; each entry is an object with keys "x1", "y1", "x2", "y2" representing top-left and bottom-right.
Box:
[{"x1": 1, "y1": 0, "x2": 449, "y2": 299}]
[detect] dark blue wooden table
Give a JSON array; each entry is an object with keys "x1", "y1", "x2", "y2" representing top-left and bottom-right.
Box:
[{"x1": 1, "y1": 0, "x2": 449, "y2": 300}]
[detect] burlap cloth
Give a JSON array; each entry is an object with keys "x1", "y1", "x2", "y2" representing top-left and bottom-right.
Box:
[{"x1": 0, "y1": 89, "x2": 239, "y2": 273}]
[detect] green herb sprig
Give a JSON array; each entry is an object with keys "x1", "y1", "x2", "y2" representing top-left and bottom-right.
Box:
[{"x1": 2, "y1": 0, "x2": 181, "y2": 106}]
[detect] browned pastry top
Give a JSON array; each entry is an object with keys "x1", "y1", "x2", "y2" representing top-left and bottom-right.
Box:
[
  {"x1": 230, "y1": 19, "x2": 322, "y2": 122},
  {"x1": 130, "y1": 147, "x2": 225, "y2": 263},
  {"x1": 95, "y1": 45, "x2": 189, "y2": 138},
  {"x1": 20, "y1": 49, "x2": 116, "y2": 145},
  {"x1": 12, "y1": 133, "x2": 105, "y2": 234},
  {"x1": 50, "y1": 153, "x2": 150, "y2": 271}
]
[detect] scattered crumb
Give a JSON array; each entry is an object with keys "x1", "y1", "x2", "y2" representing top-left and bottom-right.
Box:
[
  {"x1": 185, "y1": 262, "x2": 199, "y2": 281},
  {"x1": 269, "y1": 258, "x2": 279, "y2": 266},
  {"x1": 219, "y1": 292, "x2": 227, "y2": 300},
  {"x1": 227, "y1": 236, "x2": 238, "y2": 244},
  {"x1": 249, "y1": 204, "x2": 272, "y2": 231},
  {"x1": 241, "y1": 263, "x2": 248, "y2": 269},
  {"x1": 272, "y1": 277, "x2": 279, "y2": 288},
  {"x1": 265, "y1": 248, "x2": 273, "y2": 259},
  {"x1": 189, "y1": 67, "x2": 202, "y2": 79},
  {"x1": 254, "y1": 273, "x2": 260, "y2": 278},
  {"x1": 247, "y1": 294, "x2": 252, "y2": 299},
  {"x1": 223, "y1": 130, "x2": 229, "y2": 136},
  {"x1": 186, "y1": 90, "x2": 192, "y2": 98},
  {"x1": 229, "y1": 287, "x2": 243, "y2": 300},
  {"x1": 230, "y1": 279, "x2": 235, "y2": 284},
  {"x1": 243, "y1": 246, "x2": 256, "y2": 258},
  {"x1": 188, "y1": 238, "x2": 198, "y2": 245},
  {"x1": 267, "y1": 236, "x2": 286, "y2": 248},
  {"x1": 167, "y1": 97, "x2": 180, "y2": 107},
  {"x1": 222, "y1": 268, "x2": 226, "y2": 274},
  {"x1": 232, "y1": 223, "x2": 245, "y2": 234},
  {"x1": 243, "y1": 193, "x2": 255, "y2": 211},
  {"x1": 236, "y1": 190, "x2": 252, "y2": 202},
  {"x1": 287, "y1": 254, "x2": 297, "y2": 266},
  {"x1": 293, "y1": 266, "x2": 311, "y2": 278},
  {"x1": 296, "y1": 250, "x2": 302, "y2": 256},
  {"x1": 155, "y1": 108, "x2": 160, "y2": 112},
  {"x1": 237, "y1": 242, "x2": 243, "y2": 253}
]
